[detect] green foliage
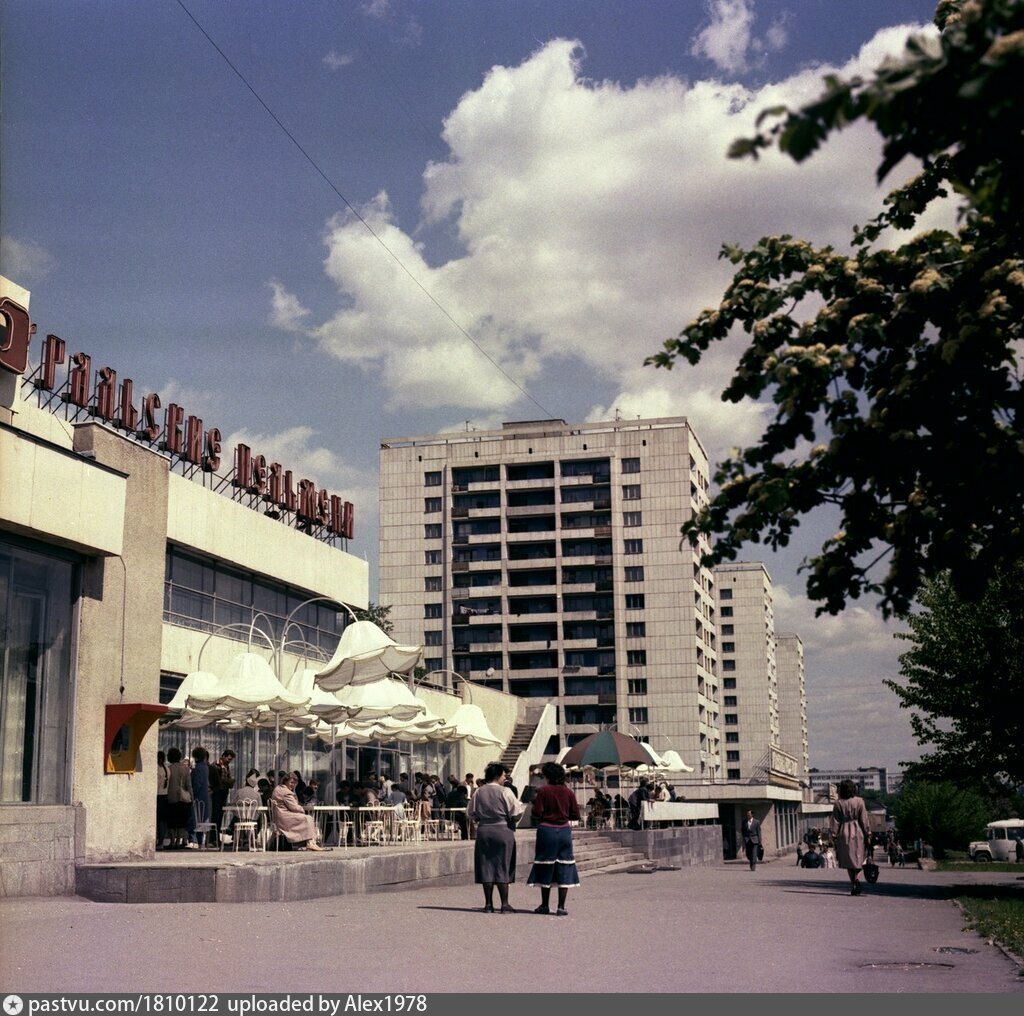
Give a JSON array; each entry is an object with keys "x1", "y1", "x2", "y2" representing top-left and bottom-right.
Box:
[
  {"x1": 647, "y1": 0, "x2": 1024, "y2": 617},
  {"x1": 956, "y1": 895, "x2": 1024, "y2": 965},
  {"x1": 886, "y1": 564, "x2": 1024, "y2": 787},
  {"x1": 354, "y1": 602, "x2": 394, "y2": 636},
  {"x1": 891, "y1": 780, "x2": 992, "y2": 857}
]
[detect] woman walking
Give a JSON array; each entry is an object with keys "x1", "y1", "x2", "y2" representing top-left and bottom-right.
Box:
[
  {"x1": 469, "y1": 762, "x2": 524, "y2": 913},
  {"x1": 830, "y1": 779, "x2": 872, "y2": 895},
  {"x1": 527, "y1": 762, "x2": 581, "y2": 915}
]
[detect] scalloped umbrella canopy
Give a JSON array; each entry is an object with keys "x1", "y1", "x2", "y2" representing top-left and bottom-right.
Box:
[
  {"x1": 441, "y1": 703, "x2": 503, "y2": 747},
  {"x1": 185, "y1": 652, "x2": 310, "y2": 715},
  {"x1": 656, "y1": 749, "x2": 695, "y2": 773},
  {"x1": 345, "y1": 715, "x2": 441, "y2": 744},
  {"x1": 560, "y1": 731, "x2": 659, "y2": 770},
  {"x1": 313, "y1": 621, "x2": 422, "y2": 691},
  {"x1": 282, "y1": 667, "x2": 353, "y2": 723},
  {"x1": 217, "y1": 707, "x2": 314, "y2": 733},
  {"x1": 330, "y1": 677, "x2": 428, "y2": 721},
  {"x1": 162, "y1": 669, "x2": 232, "y2": 728}
]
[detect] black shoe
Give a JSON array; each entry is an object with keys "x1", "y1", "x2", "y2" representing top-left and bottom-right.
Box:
[
  {"x1": 500, "y1": 905, "x2": 515, "y2": 914},
  {"x1": 851, "y1": 882, "x2": 862, "y2": 896},
  {"x1": 482, "y1": 904, "x2": 494, "y2": 913},
  {"x1": 534, "y1": 905, "x2": 551, "y2": 915},
  {"x1": 556, "y1": 908, "x2": 568, "y2": 916}
]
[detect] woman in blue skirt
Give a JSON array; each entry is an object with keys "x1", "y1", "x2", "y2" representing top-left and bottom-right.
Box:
[{"x1": 527, "y1": 762, "x2": 581, "y2": 915}]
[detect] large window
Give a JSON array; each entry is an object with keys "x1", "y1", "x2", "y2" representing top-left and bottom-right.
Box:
[
  {"x1": 164, "y1": 547, "x2": 343, "y2": 654},
  {"x1": 0, "y1": 538, "x2": 76, "y2": 804}
]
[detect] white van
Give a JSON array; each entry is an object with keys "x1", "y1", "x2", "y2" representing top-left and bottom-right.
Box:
[{"x1": 968, "y1": 819, "x2": 1024, "y2": 862}]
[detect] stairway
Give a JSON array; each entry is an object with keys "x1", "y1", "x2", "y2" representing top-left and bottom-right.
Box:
[
  {"x1": 498, "y1": 721, "x2": 536, "y2": 772},
  {"x1": 570, "y1": 830, "x2": 649, "y2": 876}
]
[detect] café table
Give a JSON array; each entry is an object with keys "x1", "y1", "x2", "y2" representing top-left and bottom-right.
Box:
[{"x1": 312, "y1": 805, "x2": 351, "y2": 848}]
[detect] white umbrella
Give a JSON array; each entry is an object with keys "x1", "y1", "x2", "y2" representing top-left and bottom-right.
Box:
[
  {"x1": 330, "y1": 677, "x2": 429, "y2": 721},
  {"x1": 657, "y1": 749, "x2": 695, "y2": 773},
  {"x1": 282, "y1": 666, "x2": 353, "y2": 724},
  {"x1": 162, "y1": 669, "x2": 233, "y2": 729},
  {"x1": 438, "y1": 703, "x2": 502, "y2": 747},
  {"x1": 314, "y1": 621, "x2": 422, "y2": 690},
  {"x1": 185, "y1": 652, "x2": 310, "y2": 716}
]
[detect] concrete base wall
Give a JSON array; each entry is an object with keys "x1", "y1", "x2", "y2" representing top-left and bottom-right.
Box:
[
  {"x1": 606, "y1": 825, "x2": 722, "y2": 866},
  {"x1": 0, "y1": 805, "x2": 84, "y2": 898}
]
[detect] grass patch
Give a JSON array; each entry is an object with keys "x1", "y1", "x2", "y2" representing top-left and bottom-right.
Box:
[
  {"x1": 955, "y1": 895, "x2": 1024, "y2": 966},
  {"x1": 937, "y1": 859, "x2": 1023, "y2": 874}
]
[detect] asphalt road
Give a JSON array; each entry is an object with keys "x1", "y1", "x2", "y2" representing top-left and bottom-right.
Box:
[{"x1": 2, "y1": 860, "x2": 1022, "y2": 995}]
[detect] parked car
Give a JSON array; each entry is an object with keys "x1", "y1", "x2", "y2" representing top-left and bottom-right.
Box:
[{"x1": 968, "y1": 819, "x2": 1024, "y2": 862}]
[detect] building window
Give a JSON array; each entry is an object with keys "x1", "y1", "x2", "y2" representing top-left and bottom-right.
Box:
[
  {"x1": 725, "y1": 714, "x2": 738, "y2": 725},
  {"x1": 624, "y1": 566, "x2": 644, "y2": 582},
  {"x1": 424, "y1": 471, "x2": 442, "y2": 486},
  {"x1": 721, "y1": 624, "x2": 734, "y2": 635},
  {"x1": 628, "y1": 707, "x2": 648, "y2": 724},
  {"x1": 623, "y1": 539, "x2": 643, "y2": 554},
  {"x1": 622, "y1": 484, "x2": 641, "y2": 500},
  {"x1": 424, "y1": 524, "x2": 442, "y2": 539},
  {"x1": 720, "y1": 606, "x2": 733, "y2": 617},
  {"x1": 728, "y1": 769, "x2": 741, "y2": 780},
  {"x1": 424, "y1": 631, "x2": 443, "y2": 646},
  {"x1": 726, "y1": 732, "x2": 739, "y2": 743},
  {"x1": 626, "y1": 621, "x2": 646, "y2": 637},
  {"x1": 722, "y1": 641, "x2": 735, "y2": 653},
  {"x1": 621, "y1": 458, "x2": 640, "y2": 473},
  {"x1": 627, "y1": 678, "x2": 647, "y2": 694},
  {"x1": 723, "y1": 660, "x2": 736, "y2": 671},
  {"x1": 724, "y1": 678, "x2": 736, "y2": 689},
  {"x1": 627, "y1": 649, "x2": 647, "y2": 666},
  {"x1": 720, "y1": 588, "x2": 733, "y2": 600},
  {"x1": 424, "y1": 497, "x2": 442, "y2": 513},
  {"x1": 425, "y1": 550, "x2": 441, "y2": 565},
  {"x1": 625, "y1": 593, "x2": 645, "y2": 609},
  {"x1": 623, "y1": 511, "x2": 642, "y2": 527},
  {"x1": 424, "y1": 603, "x2": 443, "y2": 618},
  {"x1": 0, "y1": 538, "x2": 75, "y2": 804},
  {"x1": 726, "y1": 751, "x2": 740, "y2": 762},
  {"x1": 724, "y1": 695, "x2": 737, "y2": 707},
  {"x1": 424, "y1": 576, "x2": 442, "y2": 592},
  {"x1": 424, "y1": 657, "x2": 443, "y2": 673}
]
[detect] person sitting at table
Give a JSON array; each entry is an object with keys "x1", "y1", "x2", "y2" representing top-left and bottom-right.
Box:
[
  {"x1": 445, "y1": 778, "x2": 470, "y2": 840},
  {"x1": 388, "y1": 783, "x2": 408, "y2": 817},
  {"x1": 269, "y1": 773, "x2": 323, "y2": 851},
  {"x1": 299, "y1": 778, "x2": 319, "y2": 807},
  {"x1": 257, "y1": 778, "x2": 273, "y2": 807}
]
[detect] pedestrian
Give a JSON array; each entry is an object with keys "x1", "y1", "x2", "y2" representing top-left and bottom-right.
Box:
[
  {"x1": 164, "y1": 747, "x2": 193, "y2": 849},
  {"x1": 156, "y1": 750, "x2": 170, "y2": 849},
  {"x1": 830, "y1": 779, "x2": 873, "y2": 896},
  {"x1": 526, "y1": 762, "x2": 581, "y2": 916},
  {"x1": 1016, "y1": 837, "x2": 1023, "y2": 863},
  {"x1": 208, "y1": 749, "x2": 235, "y2": 837},
  {"x1": 468, "y1": 762, "x2": 524, "y2": 913},
  {"x1": 741, "y1": 810, "x2": 763, "y2": 870},
  {"x1": 189, "y1": 746, "x2": 211, "y2": 848}
]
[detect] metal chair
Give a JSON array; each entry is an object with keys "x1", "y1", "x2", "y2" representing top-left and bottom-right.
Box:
[
  {"x1": 192, "y1": 799, "x2": 219, "y2": 849},
  {"x1": 232, "y1": 797, "x2": 262, "y2": 852}
]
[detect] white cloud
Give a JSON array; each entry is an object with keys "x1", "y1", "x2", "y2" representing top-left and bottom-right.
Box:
[
  {"x1": 323, "y1": 50, "x2": 355, "y2": 71},
  {"x1": 267, "y1": 280, "x2": 311, "y2": 333},
  {"x1": 690, "y1": 0, "x2": 758, "y2": 73},
  {"x1": 0, "y1": 235, "x2": 55, "y2": 283},
  {"x1": 304, "y1": 22, "x2": 935, "y2": 420}
]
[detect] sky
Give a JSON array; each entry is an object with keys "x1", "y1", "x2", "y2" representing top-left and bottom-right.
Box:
[{"x1": 1, "y1": 0, "x2": 948, "y2": 775}]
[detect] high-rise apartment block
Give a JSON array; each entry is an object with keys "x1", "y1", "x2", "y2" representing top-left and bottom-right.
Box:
[
  {"x1": 379, "y1": 417, "x2": 723, "y2": 778},
  {"x1": 713, "y1": 562, "x2": 779, "y2": 782},
  {"x1": 776, "y1": 633, "x2": 809, "y2": 785}
]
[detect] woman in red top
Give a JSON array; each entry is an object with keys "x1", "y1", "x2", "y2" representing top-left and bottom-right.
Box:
[{"x1": 526, "y1": 761, "x2": 581, "y2": 915}]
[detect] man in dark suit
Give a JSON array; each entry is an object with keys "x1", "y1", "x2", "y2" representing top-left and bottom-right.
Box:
[{"x1": 741, "y1": 810, "x2": 763, "y2": 870}]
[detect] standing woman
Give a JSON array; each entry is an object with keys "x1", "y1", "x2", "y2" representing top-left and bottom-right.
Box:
[
  {"x1": 527, "y1": 762, "x2": 581, "y2": 916},
  {"x1": 830, "y1": 779, "x2": 872, "y2": 895},
  {"x1": 469, "y1": 762, "x2": 524, "y2": 913},
  {"x1": 165, "y1": 747, "x2": 193, "y2": 849}
]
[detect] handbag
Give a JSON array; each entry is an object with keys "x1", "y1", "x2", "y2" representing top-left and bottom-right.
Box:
[
  {"x1": 757, "y1": 844, "x2": 764, "y2": 861},
  {"x1": 863, "y1": 860, "x2": 880, "y2": 883}
]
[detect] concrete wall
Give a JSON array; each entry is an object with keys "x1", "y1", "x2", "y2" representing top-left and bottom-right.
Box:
[
  {"x1": 607, "y1": 825, "x2": 722, "y2": 867},
  {"x1": 73, "y1": 424, "x2": 169, "y2": 862},
  {"x1": 0, "y1": 805, "x2": 84, "y2": 897}
]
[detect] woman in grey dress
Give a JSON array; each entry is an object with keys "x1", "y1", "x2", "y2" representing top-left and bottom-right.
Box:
[
  {"x1": 830, "y1": 779, "x2": 872, "y2": 895},
  {"x1": 469, "y1": 762, "x2": 525, "y2": 913}
]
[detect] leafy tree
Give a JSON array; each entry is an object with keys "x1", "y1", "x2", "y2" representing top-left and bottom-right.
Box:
[
  {"x1": 354, "y1": 602, "x2": 394, "y2": 636},
  {"x1": 647, "y1": 0, "x2": 1024, "y2": 617},
  {"x1": 885, "y1": 563, "x2": 1024, "y2": 788},
  {"x1": 891, "y1": 779, "x2": 991, "y2": 857}
]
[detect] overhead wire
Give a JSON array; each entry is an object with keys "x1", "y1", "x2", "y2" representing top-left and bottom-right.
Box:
[{"x1": 175, "y1": 0, "x2": 556, "y2": 418}]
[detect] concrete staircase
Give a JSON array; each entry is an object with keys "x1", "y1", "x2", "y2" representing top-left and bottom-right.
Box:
[
  {"x1": 571, "y1": 830, "x2": 650, "y2": 876},
  {"x1": 498, "y1": 721, "x2": 536, "y2": 772}
]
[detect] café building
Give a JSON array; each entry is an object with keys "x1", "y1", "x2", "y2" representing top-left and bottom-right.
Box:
[{"x1": 0, "y1": 276, "x2": 370, "y2": 897}]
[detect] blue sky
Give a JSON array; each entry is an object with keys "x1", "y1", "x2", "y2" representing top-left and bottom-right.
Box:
[{"x1": 2, "y1": 0, "x2": 945, "y2": 773}]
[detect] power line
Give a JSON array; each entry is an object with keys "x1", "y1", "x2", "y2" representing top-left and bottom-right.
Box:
[{"x1": 175, "y1": 0, "x2": 556, "y2": 418}]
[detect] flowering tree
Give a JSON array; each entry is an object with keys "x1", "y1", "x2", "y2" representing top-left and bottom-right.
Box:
[{"x1": 647, "y1": 0, "x2": 1023, "y2": 617}]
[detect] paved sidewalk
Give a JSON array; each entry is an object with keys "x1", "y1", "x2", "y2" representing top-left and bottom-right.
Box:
[{"x1": 2, "y1": 860, "x2": 1022, "y2": 994}]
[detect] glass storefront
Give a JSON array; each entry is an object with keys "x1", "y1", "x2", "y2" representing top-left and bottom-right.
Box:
[{"x1": 0, "y1": 537, "x2": 76, "y2": 804}]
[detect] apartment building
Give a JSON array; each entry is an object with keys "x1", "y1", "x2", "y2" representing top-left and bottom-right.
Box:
[
  {"x1": 379, "y1": 417, "x2": 722, "y2": 778},
  {"x1": 713, "y1": 562, "x2": 780, "y2": 782},
  {"x1": 776, "y1": 633, "x2": 809, "y2": 785},
  {"x1": 809, "y1": 767, "x2": 894, "y2": 796}
]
